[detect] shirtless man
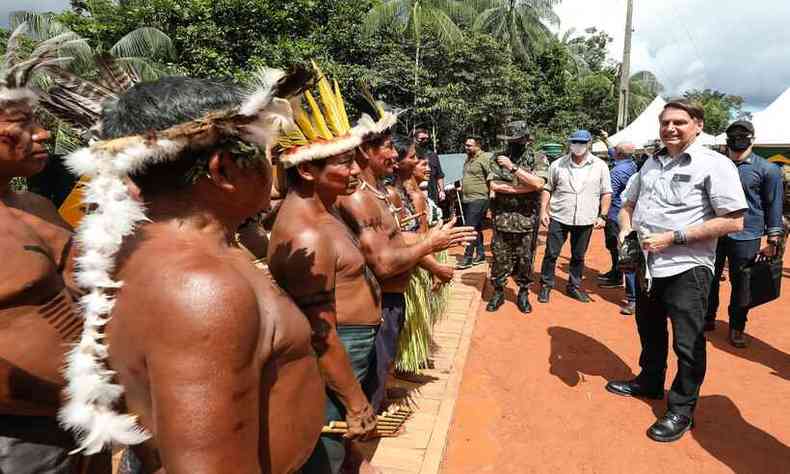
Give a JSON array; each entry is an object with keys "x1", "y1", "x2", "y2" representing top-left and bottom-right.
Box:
[
  {"x1": 269, "y1": 147, "x2": 379, "y2": 473},
  {"x1": 338, "y1": 130, "x2": 474, "y2": 410},
  {"x1": 68, "y1": 76, "x2": 325, "y2": 473},
  {"x1": 0, "y1": 67, "x2": 110, "y2": 472}
]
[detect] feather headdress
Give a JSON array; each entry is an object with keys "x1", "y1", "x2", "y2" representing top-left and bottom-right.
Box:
[
  {"x1": 59, "y1": 65, "x2": 313, "y2": 454},
  {"x1": 275, "y1": 61, "x2": 361, "y2": 168},
  {"x1": 0, "y1": 21, "x2": 85, "y2": 108},
  {"x1": 354, "y1": 82, "x2": 400, "y2": 142}
]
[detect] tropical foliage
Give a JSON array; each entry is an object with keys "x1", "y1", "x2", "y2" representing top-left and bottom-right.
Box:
[{"x1": 0, "y1": 0, "x2": 746, "y2": 152}]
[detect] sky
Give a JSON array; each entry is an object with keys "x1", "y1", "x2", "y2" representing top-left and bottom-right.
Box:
[
  {"x1": 4, "y1": 0, "x2": 789, "y2": 111},
  {"x1": 553, "y1": 0, "x2": 790, "y2": 111}
]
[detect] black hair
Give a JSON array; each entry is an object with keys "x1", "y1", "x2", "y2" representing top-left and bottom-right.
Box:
[
  {"x1": 464, "y1": 135, "x2": 481, "y2": 144},
  {"x1": 661, "y1": 98, "x2": 705, "y2": 122},
  {"x1": 360, "y1": 128, "x2": 393, "y2": 150},
  {"x1": 284, "y1": 159, "x2": 327, "y2": 187},
  {"x1": 392, "y1": 135, "x2": 414, "y2": 162},
  {"x1": 100, "y1": 76, "x2": 244, "y2": 195},
  {"x1": 101, "y1": 76, "x2": 243, "y2": 138}
]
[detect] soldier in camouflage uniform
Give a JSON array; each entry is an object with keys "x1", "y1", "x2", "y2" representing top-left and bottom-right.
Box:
[{"x1": 486, "y1": 121, "x2": 549, "y2": 313}]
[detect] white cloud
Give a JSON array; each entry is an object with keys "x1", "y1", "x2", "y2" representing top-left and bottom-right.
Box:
[
  {"x1": 554, "y1": 0, "x2": 790, "y2": 110},
  {"x1": 0, "y1": 0, "x2": 70, "y2": 28}
]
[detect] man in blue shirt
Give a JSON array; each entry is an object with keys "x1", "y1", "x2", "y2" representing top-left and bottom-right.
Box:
[
  {"x1": 705, "y1": 120, "x2": 785, "y2": 348},
  {"x1": 598, "y1": 143, "x2": 639, "y2": 314}
]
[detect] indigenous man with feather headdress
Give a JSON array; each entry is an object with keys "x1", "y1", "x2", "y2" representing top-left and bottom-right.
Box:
[
  {"x1": 0, "y1": 22, "x2": 111, "y2": 474},
  {"x1": 337, "y1": 91, "x2": 475, "y2": 412},
  {"x1": 59, "y1": 68, "x2": 326, "y2": 473},
  {"x1": 267, "y1": 63, "x2": 381, "y2": 474}
]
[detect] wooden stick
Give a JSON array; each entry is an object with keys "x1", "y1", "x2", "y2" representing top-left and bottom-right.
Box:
[{"x1": 399, "y1": 211, "x2": 426, "y2": 229}]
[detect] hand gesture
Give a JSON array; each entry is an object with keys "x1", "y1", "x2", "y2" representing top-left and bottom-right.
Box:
[
  {"x1": 344, "y1": 402, "x2": 377, "y2": 439},
  {"x1": 593, "y1": 217, "x2": 606, "y2": 229},
  {"x1": 438, "y1": 190, "x2": 446, "y2": 202},
  {"x1": 432, "y1": 264, "x2": 454, "y2": 284},
  {"x1": 759, "y1": 237, "x2": 781, "y2": 258},
  {"x1": 496, "y1": 155, "x2": 514, "y2": 171},
  {"x1": 429, "y1": 216, "x2": 476, "y2": 252},
  {"x1": 641, "y1": 232, "x2": 673, "y2": 253},
  {"x1": 540, "y1": 213, "x2": 550, "y2": 228}
]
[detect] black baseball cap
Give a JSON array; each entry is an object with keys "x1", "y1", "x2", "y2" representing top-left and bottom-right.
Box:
[{"x1": 725, "y1": 120, "x2": 754, "y2": 136}]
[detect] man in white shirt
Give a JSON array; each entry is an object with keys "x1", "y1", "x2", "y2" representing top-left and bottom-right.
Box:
[
  {"x1": 606, "y1": 99, "x2": 747, "y2": 443},
  {"x1": 538, "y1": 129, "x2": 612, "y2": 303}
]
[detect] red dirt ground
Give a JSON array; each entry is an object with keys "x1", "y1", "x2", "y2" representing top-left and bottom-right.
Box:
[{"x1": 442, "y1": 228, "x2": 790, "y2": 474}]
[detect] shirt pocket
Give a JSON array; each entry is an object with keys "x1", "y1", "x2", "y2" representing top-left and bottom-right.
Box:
[{"x1": 667, "y1": 177, "x2": 693, "y2": 205}]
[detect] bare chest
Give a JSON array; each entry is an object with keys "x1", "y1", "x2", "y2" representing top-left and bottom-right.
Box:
[{"x1": 0, "y1": 210, "x2": 66, "y2": 306}]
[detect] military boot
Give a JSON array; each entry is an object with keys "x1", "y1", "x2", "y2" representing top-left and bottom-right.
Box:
[
  {"x1": 486, "y1": 287, "x2": 505, "y2": 312},
  {"x1": 516, "y1": 287, "x2": 532, "y2": 314}
]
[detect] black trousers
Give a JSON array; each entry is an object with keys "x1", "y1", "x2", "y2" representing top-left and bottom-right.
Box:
[
  {"x1": 604, "y1": 218, "x2": 621, "y2": 276},
  {"x1": 635, "y1": 266, "x2": 713, "y2": 416},
  {"x1": 540, "y1": 218, "x2": 593, "y2": 289},
  {"x1": 706, "y1": 236, "x2": 761, "y2": 331},
  {"x1": 462, "y1": 199, "x2": 489, "y2": 259}
]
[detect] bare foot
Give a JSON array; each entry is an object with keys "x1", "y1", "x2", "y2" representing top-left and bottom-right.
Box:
[{"x1": 358, "y1": 459, "x2": 384, "y2": 474}]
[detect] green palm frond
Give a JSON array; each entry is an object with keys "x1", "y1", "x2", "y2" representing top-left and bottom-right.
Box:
[
  {"x1": 363, "y1": 0, "x2": 467, "y2": 45},
  {"x1": 363, "y1": 0, "x2": 412, "y2": 38},
  {"x1": 472, "y1": 0, "x2": 561, "y2": 58},
  {"x1": 422, "y1": 8, "x2": 465, "y2": 44},
  {"x1": 109, "y1": 27, "x2": 174, "y2": 62}
]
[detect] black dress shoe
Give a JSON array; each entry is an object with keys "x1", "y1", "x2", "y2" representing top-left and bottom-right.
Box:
[
  {"x1": 647, "y1": 412, "x2": 694, "y2": 442},
  {"x1": 566, "y1": 286, "x2": 591, "y2": 303},
  {"x1": 516, "y1": 287, "x2": 532, "y2": 314},
  {"x1": 486, "y1": 289, "x2": 505, "y2": 312},
  {"x1": 605, "y1": 379, "x2": 663, "y2": 400},
  {"x1": 596, "y1": 270, "x2": 616, "y2": 281},
  {"x1": 538, "y1": 285, "x2": 551, "y2": 303}
]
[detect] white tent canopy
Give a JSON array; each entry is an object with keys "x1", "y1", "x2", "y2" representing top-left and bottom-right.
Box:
[
  {"x1": 715, "y1": 87, "x2": 790, "y2": 146},
  {"x1": 608, "y1": 96, "x2": 667, "y2": 149},
  {"x1": 609, "y1": 95, "x2": 717, "y2": 149}
]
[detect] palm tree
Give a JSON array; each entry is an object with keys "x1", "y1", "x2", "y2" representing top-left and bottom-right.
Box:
[
  {"x1": 10, "y1": 12, "x2": 174, "y2": 153},
  {"x1": 472, "y1": 0, "x2": 561, "y2": 60},
  {"x1": 624, "y1": 69, "x2": 664, "y2": 119},
  {"x1": 11, "y1": 11, "x2": 174, "y2": 82},
  {"x1": 554, "y1": 27, "x2": 590, "y2": 74},
  {"x1": 363, "y1": 1, "x2": 475, "y2": 122}
]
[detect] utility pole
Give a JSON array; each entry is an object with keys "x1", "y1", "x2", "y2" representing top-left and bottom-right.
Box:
[{"x1": 617, "y1": 0, "x2": 634, "y2": 131}]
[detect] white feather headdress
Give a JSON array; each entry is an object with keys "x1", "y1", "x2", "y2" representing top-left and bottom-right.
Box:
[
  {"x1": 59, "y1": 65, "x2": 313, "y2": 454},
  {"x1": 274, "y1": 63, "x2": 401, "y2": 168}
]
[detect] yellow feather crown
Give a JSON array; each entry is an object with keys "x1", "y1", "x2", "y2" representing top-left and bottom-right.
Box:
[{"x1": 276, "y1": 61, "x2": 361, "y2": 168}]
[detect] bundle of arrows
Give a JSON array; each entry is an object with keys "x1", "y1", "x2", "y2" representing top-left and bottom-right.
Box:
[{"x1": 321, "y1": 405, "x2": 413, "y2": 437}]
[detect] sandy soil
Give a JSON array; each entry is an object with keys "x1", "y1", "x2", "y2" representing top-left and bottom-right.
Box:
[{"x1": 442, "y1": 228, "x2": 790, "y2": 474}]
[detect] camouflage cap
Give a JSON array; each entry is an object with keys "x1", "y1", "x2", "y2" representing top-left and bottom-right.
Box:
[{"x1": 497, "y1": 120, "x2": 530, "y2": 141}]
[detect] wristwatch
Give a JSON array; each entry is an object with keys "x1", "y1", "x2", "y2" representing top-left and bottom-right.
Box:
[{"x1": 673, "y1": 230, "x2": 688, "y2": 245}]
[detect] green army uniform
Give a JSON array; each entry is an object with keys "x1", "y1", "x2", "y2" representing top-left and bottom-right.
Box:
[
  {"x1": 488, "y1": 146, "x2": 549, "y2": 289},
  {"x1": 486, "y1": 120, "x2": 549, "y2": 313}
]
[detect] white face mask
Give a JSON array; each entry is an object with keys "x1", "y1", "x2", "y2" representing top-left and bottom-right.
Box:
[{"x1": 570, "y1": 143, "x2": 587, "y2": 156}]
